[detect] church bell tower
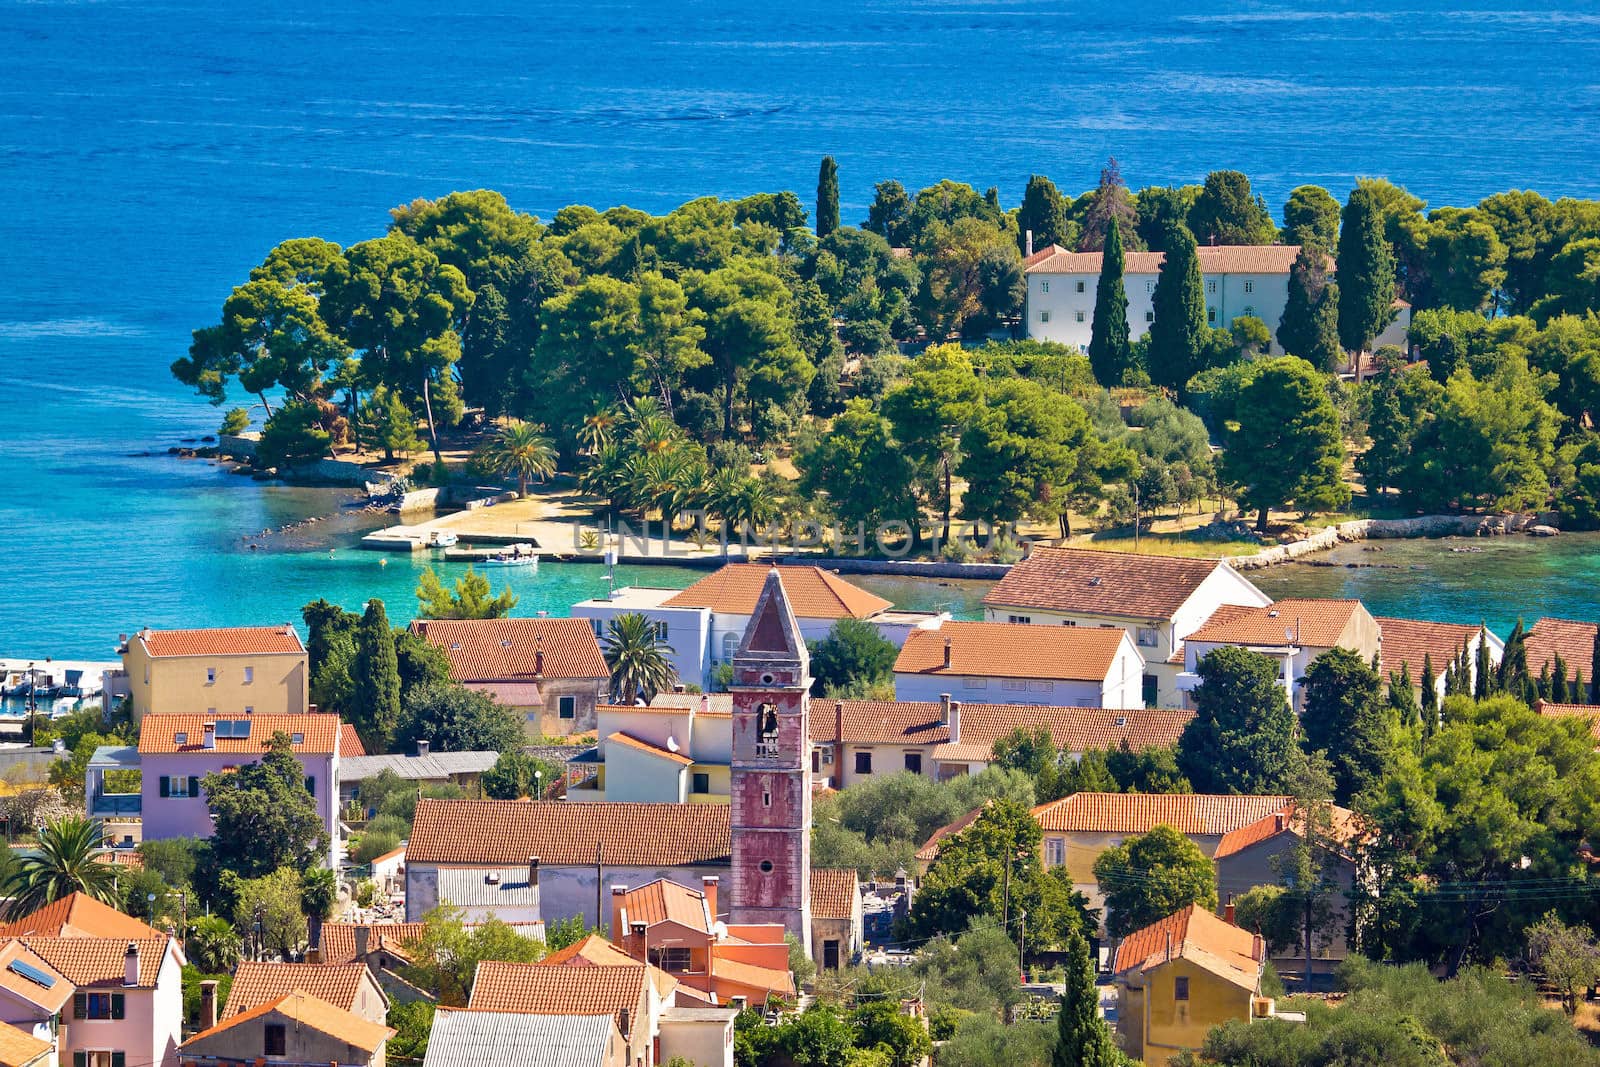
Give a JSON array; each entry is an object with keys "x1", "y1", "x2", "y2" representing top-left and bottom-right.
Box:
[{"x1": 727, "y1": 568, "x2": 812, "y2": 952}]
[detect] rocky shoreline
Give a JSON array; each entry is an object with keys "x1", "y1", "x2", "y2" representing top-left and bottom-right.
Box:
[{"x1": 1231, "y1": 513, "x2": 1562, "y2": 570}]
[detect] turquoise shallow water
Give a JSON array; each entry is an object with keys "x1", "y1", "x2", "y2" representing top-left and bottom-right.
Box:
[{"x1": 4, "y1": 0, "x2": 1600, "y2": 656}]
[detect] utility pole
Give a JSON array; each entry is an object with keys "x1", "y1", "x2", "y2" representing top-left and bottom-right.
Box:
[{"x1": 1018, "y1": 910, "x2": 1027, "y2": 983}]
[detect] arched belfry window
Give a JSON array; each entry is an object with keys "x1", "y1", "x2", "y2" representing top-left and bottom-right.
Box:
[{"x1": 755, "y1": 702, "x2": 779, "y2": 756}]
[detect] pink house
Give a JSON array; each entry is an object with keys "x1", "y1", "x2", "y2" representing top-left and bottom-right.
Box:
[{"x1": 136, "y1": 714, "x2": 345, "y2": 866}]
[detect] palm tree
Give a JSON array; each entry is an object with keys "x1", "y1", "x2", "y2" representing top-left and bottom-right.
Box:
[
  {"x1": 187, "y1": 915, "x2": 243, "y2": 973},
  {"x1": 482, "y1": 421, "x2": 557, "y2": 496},
  {"x1": 578, "y1": 401, "x2": 621, "y2": 456},
  {"x1": 602, "y1": 613, "x2": 678, "y2": 704},
  {"x1": 3, "y1": 816, "x2": 119, "y2": 916}
]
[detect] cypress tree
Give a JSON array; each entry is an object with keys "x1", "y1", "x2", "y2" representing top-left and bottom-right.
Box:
[
  {"x1": 1336, "y1": 184, "x2": 1397, "y2": 356},
  {"x1": 1278, "y1": 243, "x2": 1342, "y2": 370},
  {"x1": 1553, "y1": 655, "x2": 1570, "y2": 703},
  {"x1": 815, "y1": 156, "x2": 840, "y2": 239},
  {"x1": 353, "y1": 598, "x2": 401, "y2": 751},
  {"x1": 1498, "y1": 619, "x2": 1526, "y2": 692},
  {"x1": 1420, "y1": 653, "x2": 1438, "y2": 731},
  {"x1": 1575, "y1": 668, "x2": 1587, "y2": 705},
  {"x1": 1088, "y1": 218, "x2": 1132, "y2": 387},
  {"x1": 1054, "y1": 928, "x2": 1122, "y2": 1067},
  {"x1": 1474, "y1": 628, "x2": 1491, "y2": 699},
  {"x1": 1522, "y1": 674, "x2": 1540, "y2": 707},
  {"x1": 1017, "y1": 174, "x2": 1068, "y2": 254},
  {"x1": 1591, "y1": 627, "x2": 1600, "y2": 703},
  {"x1": 1538, "y1": 662, "x2": 1553, "y2": 700},
  {"x1": 1147, "y1": 225, "x2": 1205, "y2": 392}
]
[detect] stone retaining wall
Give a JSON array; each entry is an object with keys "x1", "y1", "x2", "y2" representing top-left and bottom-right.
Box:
[
  {"x1": 778, "y1": 556, "x2": 1013, "y2": 579},
  {"x1": 1229, "y1": 512, "x2": 1558, "y2": 570}
]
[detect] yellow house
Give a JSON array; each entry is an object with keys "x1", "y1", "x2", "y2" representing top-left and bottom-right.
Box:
[
  {"x1": 1114, "y1": 904, "x2": 1269, "y2": 1066},
  {"x1": 120, "y1": 625, "x2": 308, "y2": 724}
]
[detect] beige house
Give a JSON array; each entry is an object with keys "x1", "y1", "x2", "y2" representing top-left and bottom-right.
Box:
[
  {"x1": 180, "y1": 990, "x2": 393, "y2": 1067},
  {"x1": 810, "y1": 869, "x2": 864, "y2": 971},
  {"x1": 1213, "y1": 806, "x2": 1360, "y2": 966},
  {"x1": 410, "y1": 618, "x2": 609, "y2": 738},
  {"x1": 893, "y1": 621, "x2": 1146, "y2": 709},
  {"x1": 568, "y1": 700, "x2": 732, "y2": 805},
  {"x1": 982, "y1": 548, "x2": 1271, "y2": 709},
  {"x1": 1376, "y1": 616, "x2": 1502, "y2": 705},
  {"x1": 1180, "y1": 598, "x2": 1380, "y2": 712},
  {"x1": 118, "y1": 625, "x2": 307, "y2": 724}
]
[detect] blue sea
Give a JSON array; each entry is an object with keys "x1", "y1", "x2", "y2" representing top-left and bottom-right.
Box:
[{"x1": 4, "y1": 0, "x2": 1600, "y2": 657}]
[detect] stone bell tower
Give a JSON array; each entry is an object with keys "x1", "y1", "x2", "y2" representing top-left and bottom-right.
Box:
[{"x1": 728, "y1": 568, "x2": 812, "y2": 952}]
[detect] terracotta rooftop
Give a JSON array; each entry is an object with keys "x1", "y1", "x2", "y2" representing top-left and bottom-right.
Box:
[
  {"x1": 317, "y1": 922, "x2": 427, "y2": 966},
  {"x1": 0, "y1": 892, "x2": 164, "y2": 940},
  {"x1": 1212, "y1": 804, "x2": 1359, "y2": 859},
  {"x1": 1113, "y1": 904, "x2": 1263, "y2": 989},
  {"x1": 222, "y1": 961, "x2": 375, "y2": 1019},
  {"x1": 1032, "y1": 793, "x2": 1292, "y2": 836},
  {"x1": 407, "y1": 798, "x2": 731, "y2": 867},
  {"x1": 605, "y1": 731, "x2": 694, "y2": 767},
  {"x1": 811, "y1": 869, "x2": 858, "y2": 920},
  {"x1": 916, "y1": 804, "x2": 990, "y2": 863},
  {"x1": 0, "y1": 1021, "x2": 50, "y2": 1067},
  {"x1": 1025, "y1": 243, "x2": 1303, "y2": 276},
  {"x1": 1187, "y1": 598, "x2": 1365, "y2": 648},
  {"x1": 894, "y1": 621, "x2": 1128, "y2": 682},
  {"x1": 411, "y1": 618, "x2": 608, "y2": 682},
  {"x1": 1535, "y1": 701, "x2": 1600, "y2": 742},
  {"x1": 1527, "y1": 618, "x2": 1599, "y2": 679},
  {"x1": 22, "y1": 937, "x2": 170, "y2": 988},
  {"x1": 615, "y1": 879, "x2": 711, "y2": 931},
  {"x1": 1376, "y1": 616, "x2": 1484, "y2": 680},
  {"x1": 663, "y1": 564, "x2": 891, "y2": 619},
  {"x1": 0, "y1": 941, "x2": 71, "y2": 1014},
  {"x1": 341, "y1": 723, "x2": 367, "y2": 757},
  {"x1": 184, "y1": 991, "x2": 393, "y2": 1054},
  {"x1": 710, "y1": 955, "x2": 795, "y2": 998},
  {"x1": 983, "y1": 547, "x2": 1244, "y2": 620},
  {"x1": 469, "y1": 960, "x2": 647, "y2": 1016},
  {"x1": 135, "y1": 625, "x2": 303, "y2": 658},
  {"x1": 136, "y1": 712, "x2": 343, "y2": 755},
  {"x1": 538, "y1": 934, "x2": 680, "y2": 1001}
]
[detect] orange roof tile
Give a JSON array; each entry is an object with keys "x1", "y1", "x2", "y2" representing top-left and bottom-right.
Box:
[
  {"x1": 1113, "y1": 904, "x2": 1262, "y2": 988},
  {"x1": 663, "y1": 564, "x2": 890, "y2": 619},
  {"x1": 410, "y1": 618, "x2": 607, "y2": 682},
  {"x1": 983, "y1": 547, "x2": 1240, "y2": 620},
  {"x1": 22, "y1": 937, "x2": 171, "y2": 988},
  {"x1": 916, "y1": 805, "x2": 990, "y2": 863},
  {"x1": 136, "y1": 625, "x2": 304, "y2": 658},
  {"x1": 1212, "y1": 804, "x2": 1358, "y2": 859},
  {"x1": 317, "y1": 922, "x2": 427, "y2": 966},
  {"x1": 184, "y1": 991, "x2": 393, "y2": 1053},
  {"x1": 136, "y1": 713, "x2": 342, "y2": 755},
  {"x1": 341, "y1": 723, "x2": 367, "y2": 757},
  {"x1": 1527, "y1": 618, "x2": 1598, "y2": 679},
  {"x1": 105, "y1": 851, "x2": 144, "y2": 870},
  {"x1": 469, "y1": 960, "x2": 647, "y2": 1015},
  {"x1": 0, "y1": 1021, "x2": 50, "y2": 1067},
  {"x1": 1025, "y1": 244, "x2": 1304, "y2": 276},
  {"x1": 1032, "y1": 793, "x2": 1292, "y2": 836},
  {"x1": 0, "y1": 892, "x2": 164, "y2": 940},
  {"x1": 894, "y1": 621, "x2": 1128, "y2": 682},
  {"x1": 539, "y1": 934, "x2": 642, "y2": 969},
  {"x1": 616, "y1": 881, "x2": 710, "y2": 930},
  {"x1": 606, "y1": 732, "x2": 694, "y2": 767},
  {"x1": 222, "y1": 961, "x2": 375, "y2": 1019},
  {"x1": 1187, "y1": 599, "x2": 1364, "y2": 648},
  {"x1": 709, "y1": 956, "x2": 795, "y2": 998},
  {"x1": 810, "y1": 869, "x2": 857, "y2": 920},
  {"x1": 1376, "y1": 616, "x2": 1482, "y2": 680},
  {"x1": 1536, "y1": 701, "x2": 1600, "y2": 742},
  {"x1": 407, "y1": 799, "x2": 730, "y2": 867},
  {"x1": 811, "y1": 700, "x2": 1191, "y2": 762},
  {"x1": 0, "y1": 942, "x2": 71, "y2": 1013}
]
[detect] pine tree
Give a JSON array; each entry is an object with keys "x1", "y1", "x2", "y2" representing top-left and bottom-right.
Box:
[
  {"x1": 1337, "y1": 184, "x2": 1397, "y2": 356},
  {"x1": 1474, "y1": 629, "x2": 1492, "y2": 699},
  {"x1": 353, "y1": 599, "x2": 401, "y2": 751},
  {"x1": 1147, "y1": 225, "x2": 1205, "y2": 392},
  {"x1": 1054, "y1": 929, "x2": 1123, "y2": 1067},
  {"x1": 1017, "y1": 174, "x2": 1069, "y2": 254},
  {"x1": 1277, "y1": 243, "x2": 1342, "y2": 370},
  {"x1": 1088, "y1": 218, "x2": 1132, "y2": 387},
  {"x1": 815, "y1": 156, "x2": 840, "y2": 239}
]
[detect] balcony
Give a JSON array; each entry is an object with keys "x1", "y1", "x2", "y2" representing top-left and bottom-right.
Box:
[{"x1": 86, "y1": 745, "x2": 141, "y2": 819}]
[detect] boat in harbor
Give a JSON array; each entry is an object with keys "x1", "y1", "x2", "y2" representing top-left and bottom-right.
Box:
[
  {"x1": 423, "y1": 530, "x2": 458, "y2": 549},
  {"x1": 482, "y1": 543, "x2": 538, "y2": 567}
]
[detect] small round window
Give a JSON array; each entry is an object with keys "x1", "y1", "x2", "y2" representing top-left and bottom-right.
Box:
[
  {"x1": 759, "y1": 859, "x2": 774, "y2": 874},
  {"x1": 760, "y1": 672, "x2": 775, "y2": 685}
]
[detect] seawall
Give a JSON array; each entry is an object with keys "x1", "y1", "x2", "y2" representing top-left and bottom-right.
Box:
[{"x1": 1228, "y1": 512, "x2": 1559, "y2": 570}]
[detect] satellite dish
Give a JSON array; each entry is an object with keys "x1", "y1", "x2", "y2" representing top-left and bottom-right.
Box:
[
  {"x1": 666, "y1": 736, "x2": 680, "y2": 753},
  {"x1": 1285, "y1": 628, "x2": 1295, "y2": 643}
]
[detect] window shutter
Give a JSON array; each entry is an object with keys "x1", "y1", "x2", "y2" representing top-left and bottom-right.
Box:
[
  {"x1": 112, "y1": 992, "x2": 125, "y2": 1019},
  {"x1": 72, "y1": 1052, "x2": 86, "y2": 1067},
  {"x1": 73, "y1": 992, "x2": 86, "y2": 1019},
  {"x1": 158, "y1": 776, "x2": 169, "y2": 798},
  {"x1": 112, "y1": 1053, "x2": 126, "y2": 1067},
  {"x1": 305, "y1": 775, "x2": 315, "y2": 797},
  {"x1": 188, "y1": 776, "x2": 199, "y2": 797}
]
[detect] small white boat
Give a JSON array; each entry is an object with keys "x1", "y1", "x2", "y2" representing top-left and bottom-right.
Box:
[
  {"x1": 482, "y1": 543, "x2": 538, "y2": 567},
  {"x1": 423, "y1": 530, "x2": 458, "y2": 549}
]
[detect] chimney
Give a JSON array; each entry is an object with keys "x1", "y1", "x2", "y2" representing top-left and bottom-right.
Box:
[
  {"x1": 942, "y1": 637, "x2": 952, "y2": 669},
  {"x1": 700, "y1": 694, "x2": 710, "y2": 715},
  {"x1": 529, "y1": 856, "x2": 540, "y2": 887},
  {"x1": 355, "y1": 926, "x2": 370, "y2": 959},
  {"x1": 202, "y1": 722, "x2": 216, "y2": 750},
  {"x1": 611, "y1": 886, "x2": 628, "y2": 948},
  {"x1": 199, "y1": 979, "x2": 219, "y2": 1031},
  {"x1": 702, "y1": 875, "x2": 719, "y2": 919},
  {"x1": 417, "y1": 739, "x2": 430, "y2": 758},
  {"x1": 534, "y1": 640, "x2": 545, "y2": 677},
  {"x1": 939, "y1": 693, "x2": 952, "y2": 725},
  {"x1": 948, "y1": 701, "x2": 961, "y2": 744},
  {"x1": 1274, "y1": 812, "x2": 1286, "y2": 833},
  {"x1": 1025, "y1": 228, "x2": 1034, "y2": 257},
  {"x1": 1224, "y1": 894, "x2": 1236, "y2": 925},
  {"x1": 124, "y1": 942, "x2": 138, "y2": 987}
]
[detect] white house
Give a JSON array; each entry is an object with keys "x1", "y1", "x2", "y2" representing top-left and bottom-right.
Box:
[
  {"x1": 1376, "y1": 616, "x2": 1502, "y2": 706},
  {"x1": 571, "y1": 563, "x2": 945, "y2": 691},
  {"x1": 892, "y1": 620, "x2": 1145, "y2": 709},
  {"x1": 982, "y1": 547, "x2": 1272, "y2": 709},
  {"x1": 1023, "y1": 244, "x2": 1303, "y2": 353},
  {"x1": 567, "y1": 699, "x2": 733, "y2": 805},
  {"x1": 1179, "y1": 598, "x2": 1381, "y2": 711}
]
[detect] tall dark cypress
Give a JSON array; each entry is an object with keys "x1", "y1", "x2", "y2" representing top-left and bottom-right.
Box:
[
  {"x1": 1147, "y1": 225, "x2": 1205, "y2": 392},
  {"x1": 815, "y1": 156, "x2": 840, "y2": 239},
  {"x1": 1420, "y1": 653, "x2": 1437, "y2": 730},
  {"x1": 1553, "y1": 655, "x2": 1570, "y2": 703},
  {"x1": 1474, "y1": 628, "x2": 1491, "y2": 699},
  {"x1": 1053, "y1": 929, "x2": 1121, "y2": 1067},
  {"x1": 1591, "y1": 627, "x2": 1600, "y2": 703},
  {"x1": 1497, "y1": 619, "x2": 1525, "y2": 692},
  {"x1": 1088, "y1": 218, "x2": 1132, "y2": 387},
  {"x1": 1336, "y1": 184, "x2": 1397, "y2": 355},
  {"x1": 353, "y1": 598, "x2": 401, "y2": 751}
]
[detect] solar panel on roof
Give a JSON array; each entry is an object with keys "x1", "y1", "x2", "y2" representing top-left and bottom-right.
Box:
[{"x1": 9, "y1": 958, "x2": 56, "y2": 989}]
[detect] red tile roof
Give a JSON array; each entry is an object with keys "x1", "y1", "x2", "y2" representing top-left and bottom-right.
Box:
[
  {"x1": 222, "y1": 961, "x2": 375, "y2": 1019},
  {"x1": 606, "y1": 731, "x2": 694, "y2": 767},
  {"x1": 710, "y1": 956, "x2": 795, "y2": 998},
  {"x1": 1187, "y1": 599, "x2": 1364, "y2": 648},
  {"x1": 1113, "y1": 904, "x2": 1262, "y2": 989},
  {"x1": 1527, "y1": 618, "x2": 1598, "y2": 679},
  {"x1": 469, "y1": 960, "x2": 648, "y2": 1016},
  {"x1": 1212, "y1": 804, "x2": 1358, "y2": 859},
  {"x1": 340, "y1": 723, "x2": 367, "y2": 757},
  {"x1": 411, "y1": 618, "x2": 608, "y2": 682},
  {"x1": 615, "y1": 880, "x2": 711, "y2": 931},
  {"x1": 983, "y1": 548, "x2": 1240, "y2": 620},
  {"x1": 136, "y1": 625, "x2": 304, "y2": 658},
  {"x1": 0, "y1": 942, "x2": 71, "y2": 1013},
  {"x1": 317, "y1": 922, "x2": 427, "y2": 966},
  {"x1": 810, "y1": 869, "x2": 858, "y2": 920},
  {"x1": 136, "y1": 713, "x2": 342, "y2": 755},
  {"x1": 916, "y1": 805, "x2": 990, "y2": 863},
  {"x1": 0, "y1": 1020, "x2": 51, "y2": 1067},
  {"x1": 1032, "y1": 793, "x2": 1291, "y2": 836},
  {"x1": 894, "y1": 621, "x2": 1128, "y2": 682},
  {"x1": 22, "y1": 937, "x2": 171, "y2": 988},
  {"x1": 407, "y1": 799, "x2": 731, "y2": 867},
  {"x1": 183, "y1": 991, "x2": 393, "y2": 1054},
  {"x1": 1025, "y1": 243, "x2": 1303, "y2": 276},
  {"x1": 1375, "y1": 616, "x2": 1482, "y2": 680},
  {"x1": 1535, "y1": 701, "x2": 1600, "y2": 742},
  {"x1": 539, "y1": 934, "x2": 643, "y2": 970},
  {"x1": 0, "y1": 892, "x2": 164, "y2": 940},
  {"x1": 663, "y1": 564, "x2": 891, "y2": 619}
]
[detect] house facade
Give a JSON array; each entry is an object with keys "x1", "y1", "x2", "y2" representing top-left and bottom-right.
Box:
[
  {"x1": 567, "y1": 701, "x2": 732, "y2": 805},
  {"x1": 892, "y1": 621, "x2": 1145, "y2": 709},
  {"x1": 1180, "y1": 598, "x2": 1380, "y2": 711},
  {"x1": 1376, "y1": 616, "x2": 1502, "y2": 706},
  {"x1": 178, "y1": 991, "x2": 392, "y2": 1067},
  {"x1": 117, "y1": 626, "x2": 308, "y2": 724},
  {"x1": 222, "y1": 963, "x2": 387, "y2": 1027},
  {"x1": 1212, "y1": 807, "x2": 1359, "y2": 966},
  {"x1": 982, "y1": 548, "x2": 1271, "y2": 709}
]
